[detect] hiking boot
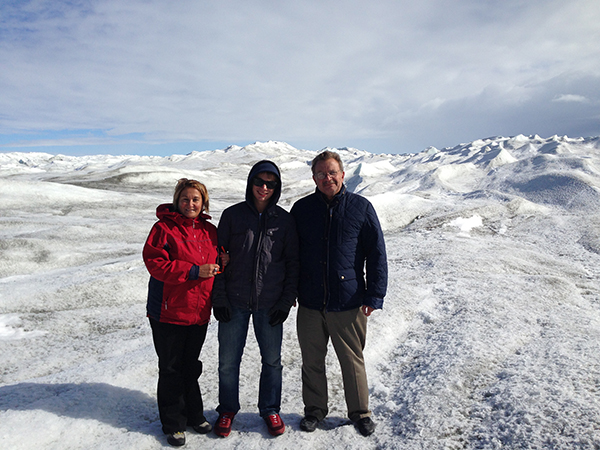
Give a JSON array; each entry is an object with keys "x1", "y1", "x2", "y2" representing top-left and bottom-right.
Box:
[
  {"x1": 214, "y1": 412, "x2": 235, "y2": 437},
  {"x1": 355, "y1": 417, "x2": 376, "y2": 436},
  {"x1": 264, "y1": 413, "x2": 285, "y2": 436},
  {"x1": 166, "y1": 431, "x2": 186, "y2": 446},
  {"x1": 299, "y1": 415, "x2": 320, "y2": 432},
  {"x1": 191, "y1": 420, "x2": 212, "y2": 434}
]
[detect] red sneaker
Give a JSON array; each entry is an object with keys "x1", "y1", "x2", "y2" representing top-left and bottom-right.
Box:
[
  {"x1": 214, "y1": 412, "x2": 235, "y2": 437},
  {"x1": 264, "y1": 413, "x2": 285, "y2": 436}
]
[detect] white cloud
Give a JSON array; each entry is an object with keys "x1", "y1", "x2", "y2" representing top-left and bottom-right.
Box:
[
  {"x1": 552, "y1": 94, "x2": 589, "y2": 103},
  {"x1": 1, "y1": 0, "x2": 600, "y2": 155}
]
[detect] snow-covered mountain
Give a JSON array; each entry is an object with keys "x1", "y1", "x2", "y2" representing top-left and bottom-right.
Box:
[{"x1": 1, "y1": 135, "x2": 600, "y2": 449}]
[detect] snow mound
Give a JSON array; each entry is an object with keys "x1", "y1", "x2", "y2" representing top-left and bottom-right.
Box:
[{"x1": 2, "y1": 135, "x2": 600, "y2": 449}]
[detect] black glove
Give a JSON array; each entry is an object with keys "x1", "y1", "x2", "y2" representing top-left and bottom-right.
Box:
[
  {"x1": 269, "y1": 309, "x2": 289, "y2": 326},
  {"x1": 213, "y1": 306, "x2": 231, "y2": 323}
]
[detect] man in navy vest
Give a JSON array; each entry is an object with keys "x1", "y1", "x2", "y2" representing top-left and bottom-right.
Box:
[{"x1": 291, "y1": 151, "x2": 388, "y2": 437}]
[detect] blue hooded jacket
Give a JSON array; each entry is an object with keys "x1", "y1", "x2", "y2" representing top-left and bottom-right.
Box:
[{"x1": 212, "y1": 160, "x2": 299, "y2": 312}]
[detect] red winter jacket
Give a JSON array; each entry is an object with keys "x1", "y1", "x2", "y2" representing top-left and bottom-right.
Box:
[{"x1": 143, "y1": 204, "x2": 218, "y2": 326}]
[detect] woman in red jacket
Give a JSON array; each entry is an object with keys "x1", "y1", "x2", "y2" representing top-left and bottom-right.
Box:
[{"x1": 143, "y1": 178, "x2": 222, "y2": 447}]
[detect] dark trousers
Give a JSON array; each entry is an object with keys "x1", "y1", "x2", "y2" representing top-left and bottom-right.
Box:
[
  {"x1": 217, "y1": 307, "x2": 283, "y2": 417},
  {"x1": 149, "y1": 318, "x2": 208, "y2": 434}
]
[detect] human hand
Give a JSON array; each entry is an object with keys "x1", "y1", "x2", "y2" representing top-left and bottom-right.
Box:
[
  {"x1": 361, "y1": 305, "x2": 375, "y2": 317},
  {"x1": 198, "y1": 263, "x2": 221, "y2": 278},
  {"x1": 269, "y1": 309, "x2": 289, "y2": 326},
  {"x1": 213, "y1": 306, "x2": 231, "y2": 322},
  {"x1": 219, "y1": 250, "x2": 230, "y2": 267}
]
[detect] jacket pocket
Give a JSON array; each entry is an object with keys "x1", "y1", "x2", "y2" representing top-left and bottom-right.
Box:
[
  {"x1": 338, "y1": 269, "x2": 356, "y2": 283},
  {"x1": 336, "y1": 269, "x2": 363, "y2": 308}
]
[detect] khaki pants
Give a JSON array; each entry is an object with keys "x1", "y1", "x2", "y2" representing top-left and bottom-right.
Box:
[{"x1": 296, "y1": 305, "x2": 371, "y2": 422}]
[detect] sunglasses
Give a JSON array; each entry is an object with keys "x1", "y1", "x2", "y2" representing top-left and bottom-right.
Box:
[{"x1": 252, "y1": 177, "x2": 278, "y2": 190}]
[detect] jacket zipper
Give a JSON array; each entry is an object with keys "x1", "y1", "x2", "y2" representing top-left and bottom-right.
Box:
[
  {"x1": 251, "y1": 213, "x2": 266, "y2": 310},
  {"x1": 193, "y1": 218, "x2": 203, "y2": 317},
  {"x1": 323, "y1": 204, "x2": 333, "y2": 310}
]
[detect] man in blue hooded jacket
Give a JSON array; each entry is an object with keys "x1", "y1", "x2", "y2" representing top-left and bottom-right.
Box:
[
  {"x1": 212, "y1": 160, "x2": 299, "y2": 438},
  {"x1": 290, "y1": 151, "x2": 387, "y2": 437}
]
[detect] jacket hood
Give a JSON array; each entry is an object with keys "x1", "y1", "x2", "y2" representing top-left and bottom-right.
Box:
[
  {"x1": 245, "y1": 160, "x2": 281, "y2": 210},
  {"x1": 156, "y1": 203, "x2": 211, "y2": 224}
]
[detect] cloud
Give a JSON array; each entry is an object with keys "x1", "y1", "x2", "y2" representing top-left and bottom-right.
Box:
[
  {"x1": 1, "y1": 0, "x2": 600, "y2": 154},
  {"x1": 552, "y1": 94, "x2": 589, "y2": 103},
  {"x1": 393, "y1": 72, "x2": 600, "y2": 150}
]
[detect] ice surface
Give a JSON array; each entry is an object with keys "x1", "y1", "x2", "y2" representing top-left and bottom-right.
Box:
[{"x1": 2, "y1": 136, "x2": 600, "y2": 449}]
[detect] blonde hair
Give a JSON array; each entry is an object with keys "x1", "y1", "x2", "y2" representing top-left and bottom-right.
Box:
[{"x1": 173, "y1": 178, "x2": 210, "y2": 213}]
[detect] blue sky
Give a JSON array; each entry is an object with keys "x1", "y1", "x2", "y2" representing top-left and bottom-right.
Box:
[{"x1": 1, "y1": 0, "x2": 599, "y2": 156}]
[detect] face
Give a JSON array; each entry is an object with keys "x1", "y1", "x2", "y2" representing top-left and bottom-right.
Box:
[
  {"x1": 252, "y1": 172, "x2": 277, "y2": 206},
  {"x1": 313, "y1": 158, "x2": 345, "y2": 200},
  {"x1": 178, "y1": 187, "x2": 203, "y2": 219}
]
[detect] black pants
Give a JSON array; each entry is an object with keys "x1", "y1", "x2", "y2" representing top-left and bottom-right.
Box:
[{"x1": 149, "y1": 318, "x2": 208, "y2": 434}]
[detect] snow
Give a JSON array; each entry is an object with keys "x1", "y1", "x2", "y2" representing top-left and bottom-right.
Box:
[
  {"x1": 2, "y1": 136, "x2": 600, "y2": 449},
  {"x1": 444, "y1": 215, "x2": 483, "y2": 234}
]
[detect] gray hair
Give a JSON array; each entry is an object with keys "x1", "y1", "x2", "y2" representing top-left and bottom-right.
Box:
[{"x1": 310, "y1": 150, "x2": 344, "y2": 174}]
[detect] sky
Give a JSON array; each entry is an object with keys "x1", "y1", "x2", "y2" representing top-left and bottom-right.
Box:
[{"x1": 1, "y1": 0, "x2": 600, "y2": 156}]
